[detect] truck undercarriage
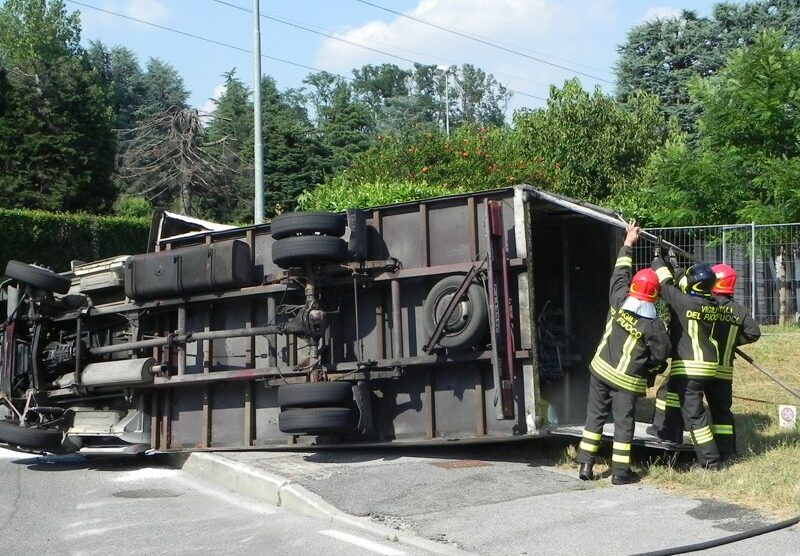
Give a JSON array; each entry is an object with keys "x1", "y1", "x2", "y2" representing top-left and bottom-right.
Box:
[{"x1": 0, "y1": 185, "x2": 685, "y2": 454}]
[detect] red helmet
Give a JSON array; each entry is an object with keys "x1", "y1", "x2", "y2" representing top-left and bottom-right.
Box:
[
  {"x1": 629, "y1": 268, "x2": 659, "y2": 302},
  {"x1": 712, "y1": 263, "x2": 736, "y2": 295}
]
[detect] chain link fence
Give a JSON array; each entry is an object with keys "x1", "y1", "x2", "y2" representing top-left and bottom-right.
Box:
[{"x1": 632, "y1": 223, "x2": 800, "y2": 325}]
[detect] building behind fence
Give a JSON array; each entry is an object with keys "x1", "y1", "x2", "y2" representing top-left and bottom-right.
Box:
[{"x1": 632, "y1": 223, "x2": 800, "y2": 326}]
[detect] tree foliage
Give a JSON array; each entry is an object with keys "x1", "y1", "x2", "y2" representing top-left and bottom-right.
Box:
[
  {"x1": 513, "y1": 80, "x2": 676, "y2": 202},
  {"x1": 301, "y1": 80, "x2": 673, "y2": 211},
  {"x1": 0, "y1": 0, "x2": 116, "y2": 212},
  {"x1": 616, "y1": 0, "x2": 800, "y2": 132},
  {"x1": 619, "y1": 30, "x2": 800, "y2": 225}
]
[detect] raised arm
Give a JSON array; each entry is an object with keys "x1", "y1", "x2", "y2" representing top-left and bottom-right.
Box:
[
  {"x1": 738, "y1": 311, "x2": 761, "y2": 346},
  {"x1": 609, "y1": 221, "x2": 640, "y2": 307}
]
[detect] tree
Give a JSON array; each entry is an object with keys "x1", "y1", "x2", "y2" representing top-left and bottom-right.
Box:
[
  {"x1": 453, "y1": 64, "x2": 510, "y2": 128},
  {"x1": 87, "y1": 41, "x2": 145, "y2": 131},
  {"x1": 513, "y1": 79, "x2": 676, "y2": 202},
  {"x1": 615, "y1": 0, "x2": 800, "y2": 132},
  {"x1": 317, "y1": 81, "x2": 374, "y2": 175},
  {"x1": 117, "y1": 106, "x2": 233, "y2": 216},
  {"x1": 622, "y1": 31, "x2": 800, "y2": 225},
  {"x1": 615, "y1": 10, "x2": 719, "y2": 132},
  {"x1": 138, "y1": 58, "x2": 189, "y2": 117},
  {"x1": 351, "y1": 63, "x2": 411, "y2": 116},
  {"x1": 0, "y1": 0, "x2": 116, "y2": 212},
  {"x1": 260, "y1": 77, "x2": 326, "y2": 214},
  {"x1": 201, "y1": 70, "x2": 254, "y2": 223}
]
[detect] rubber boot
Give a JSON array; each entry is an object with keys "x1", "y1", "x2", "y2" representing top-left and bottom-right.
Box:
[
  {"x1": 578, "y1": 462, "x2": 594, "y2": 481},
  {"x1": 611, "y1": 468, "x2": 640, "y2": 485}
]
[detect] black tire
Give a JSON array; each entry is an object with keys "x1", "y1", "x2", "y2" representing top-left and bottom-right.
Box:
[
  {"x1": 5, "y1": 260, "x2": 71, "y2": 294},
  {"x1": 278, "y1": 382, "x2": 354, "y2": 409},
  {"x1": 270, "y1": 212, "x2": 345, "y2": 240},
  {"x1": 0, "y1": 421, "x2": 63, "y2": 450},
  {"x1": 271, "y1": 236, "x2": 347, "y2": 268},
  {"x1": 423, "y1": 275, "x2": 489, "y2": 350},
  {"x1": 278, "y1": 407, "x2": 358, "y2": 434}
]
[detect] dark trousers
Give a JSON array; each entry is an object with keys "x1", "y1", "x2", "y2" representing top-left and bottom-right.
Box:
[
  {"x1": 651, "y1": 378, "x2": 684, "y2": 443},
  {"x1": 670, "y1": 377, "x2": 721, "y2": 466},
  {"x1": 706, "y1": 378, "x2": 736, "y2": 456},
  {"x1": 577, "y1": 374, "x2": 637, "y2": 473},
  {"x1": 653, "y1": 377, "x2": 736, "y2": 457}
]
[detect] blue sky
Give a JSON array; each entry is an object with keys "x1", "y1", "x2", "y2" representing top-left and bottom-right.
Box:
[{"x1": 61, "y1": 0, "x2": 722, "y2": 115}]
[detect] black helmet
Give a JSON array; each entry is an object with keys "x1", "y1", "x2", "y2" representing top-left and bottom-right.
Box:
[{"x1": 681, "y1": 263, "x2": 715, "y2": 296}]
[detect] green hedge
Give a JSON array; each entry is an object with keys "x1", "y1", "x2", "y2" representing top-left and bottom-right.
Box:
[{"x1": 0, "y1": 208, "x2": 149, "y2": 275}]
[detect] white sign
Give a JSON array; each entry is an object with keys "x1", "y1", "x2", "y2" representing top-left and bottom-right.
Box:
[{"x1": 779, "y1": 405, "x2": 797, "y2": 429}]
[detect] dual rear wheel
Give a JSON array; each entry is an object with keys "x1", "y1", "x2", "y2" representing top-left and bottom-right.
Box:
[{"x1": 277, "y1": 382, "x2": 358, "y2": 435}]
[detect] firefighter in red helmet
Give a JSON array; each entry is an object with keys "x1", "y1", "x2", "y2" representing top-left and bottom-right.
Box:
[
  {"x1": 577, "y1": 221, "x2": 670, "y2": 485},
  {"x1": 706, "y1": 264, "x2": 761, "y2": 459}
]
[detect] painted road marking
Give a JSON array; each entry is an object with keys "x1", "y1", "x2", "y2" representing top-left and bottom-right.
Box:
[{"x1": 319, "y1": 529, "x2": 406, "y2": 556}]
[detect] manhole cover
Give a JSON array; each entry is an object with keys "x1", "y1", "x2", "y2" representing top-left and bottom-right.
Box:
[
  {"x1": 430, "y1": 460, "x2": 491, "y2": 469},
  {"x1": 112, "y1": 488, "x2": 184, "y2": 499}
]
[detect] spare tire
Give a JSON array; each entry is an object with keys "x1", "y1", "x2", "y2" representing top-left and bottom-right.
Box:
[
  {"x1": 270, "y1": 212, "x2": 345, "y2": 240},
  {"x1": 278, "y1": 407, "x2": 358, "y2": 434},
  {"x1": 423, "y1": 275, "x2": 489, "y2": 350},
  {"x1": 0, "y1": 421, "x2": 63, "y2": 450},
  {"x1": 5, "y1": 260, "x2": 71, "y2": 294},
  {"x1": 278, "y1": 382, "x2": 353, "y2": 409},
  {"x1": 271, "y1": 236, "x2": 347, "y2": 268}
]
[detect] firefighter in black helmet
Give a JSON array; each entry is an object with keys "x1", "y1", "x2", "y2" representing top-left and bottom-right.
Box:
[
  {"x1": 649, "y1": 263, "x2": 761, "y2": 461},
  {"x1": 650, "y1": 255, "x2": 724, "y2": 469},
  {"x1": 576, "y1": 221, "x2": 670, "y2": 485}
]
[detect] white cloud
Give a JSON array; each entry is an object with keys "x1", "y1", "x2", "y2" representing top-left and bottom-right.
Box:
[
  {"x1": 314, "y1": 0, "x2": 618, "y2": 113},
  {"x1": 125, "y1": 0, "x2": 170, "y2": 25},
  {"x1": 642, "y1": 6, "x2": 682, "y2": 22},
  {"x1": 201, "y1": 84, "x2": 228, "y2": 117}
]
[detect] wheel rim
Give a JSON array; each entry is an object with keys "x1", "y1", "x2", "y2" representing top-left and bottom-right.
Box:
[{"x1": 434, "y1": 289, "x2": 471, "y2": 335}]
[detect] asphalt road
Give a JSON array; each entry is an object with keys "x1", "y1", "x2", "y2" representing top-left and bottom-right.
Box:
[
  {"x1": 0, "y1": 447, "x2": 427, "y2": 556},
  {"x1": 214, "y1": 442, "x2": 800, "y2": 556}
]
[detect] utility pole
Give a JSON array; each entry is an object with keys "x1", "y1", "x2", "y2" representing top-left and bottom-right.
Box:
[
  {"x1": 437, "y1": 65, "x2": 456, "y2": 138},
  {"x1": 252, "y1": 0, "x2": 265, "y2": 224}
]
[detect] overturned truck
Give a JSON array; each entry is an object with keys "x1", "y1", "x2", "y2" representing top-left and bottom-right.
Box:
[{"x1": 0, "y1": 185, "x2": 656, "y2": 454}]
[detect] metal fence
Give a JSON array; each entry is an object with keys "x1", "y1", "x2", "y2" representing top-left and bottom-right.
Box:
[{"x1": 632, "y1": 223, "x2": 800, "y2": 325}]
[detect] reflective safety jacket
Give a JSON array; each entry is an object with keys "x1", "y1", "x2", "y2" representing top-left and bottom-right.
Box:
[
  {"x1": 590, "y1": 246, "x2": 671, "y2": 395},
  {"x1": 711, "y1": 295, "x2": 761, "y2": 381},
  {"x1": 652, "y1": 257, "x2": 720, "y2": 379}
]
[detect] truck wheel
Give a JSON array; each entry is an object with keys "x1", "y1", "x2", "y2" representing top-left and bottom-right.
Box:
[
  {"x1": 278, "y1": 407, "x2": 358, "y2": 434},
  {"x1": 423, "y1": 275, "x2": 489, "y2": 350},
  {"x1": 278, "y1": 382, "x2": 353, "y2": 409},
  {"x1": 0, "y1": 421, "x2": 63, "y2": 450},
  {"x1": 271, "y1": 236, "x2": 347, "y2": 268},
  {"x1": 5, "y1": 260, "x2": 71, "y2": 294},
  {"x1": 270, "y1": 212, "x2": 345, "y2": 240}
]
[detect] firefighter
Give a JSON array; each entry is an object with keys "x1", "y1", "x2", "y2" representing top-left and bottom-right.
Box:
[
  {"x1": 649, "y1": 255, "x2": 723, "y2": 469},
  {"x1": 705, "y1": 264, "x2": 761, "y2": 459},
  {"x1": 577, "y1": 221, "x2": 670, "y2": 485},
  {"x1": 648, "y1": 264, "x2": 761, "y2": 462}
]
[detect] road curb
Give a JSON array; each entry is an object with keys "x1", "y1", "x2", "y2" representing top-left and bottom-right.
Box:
[{"x1": 172, "y1": 452, "x2": 474, "y2": 556}]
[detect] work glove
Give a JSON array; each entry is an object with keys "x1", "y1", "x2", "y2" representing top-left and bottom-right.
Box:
[
  {"x1": 653, "y1": 245, "x2": 663, "y2": 260},
  {"x1": 667, "y1": 248, "x2": 679, "y2": 270}
]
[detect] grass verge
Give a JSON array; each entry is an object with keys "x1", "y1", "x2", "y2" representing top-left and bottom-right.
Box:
[{"x1": 642, "y1": 325, "x2": 800, "y2": 517}]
